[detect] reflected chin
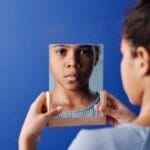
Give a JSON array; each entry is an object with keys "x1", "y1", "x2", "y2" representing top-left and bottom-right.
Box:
[
  {"x1": 62, "y1": 81, "x2": 88, "y2": 91},
  {"x1": 63, "y1": 84, "x2": 82, "y2": 91}
]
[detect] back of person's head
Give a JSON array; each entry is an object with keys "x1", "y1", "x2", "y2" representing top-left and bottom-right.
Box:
[{"x1": 123, "y1": 0, "x2": 150, "y2": 55}]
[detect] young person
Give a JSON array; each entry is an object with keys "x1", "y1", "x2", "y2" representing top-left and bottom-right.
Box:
[
  {"x1": 49, "y1": 44, "x2": 101, "y2": 118},
  {"x1": 69, "y1": 0, "x2": 150, "y2": 149},
  {"x1": 19, "y1": 0, "x2": 150, "y2": 149}
]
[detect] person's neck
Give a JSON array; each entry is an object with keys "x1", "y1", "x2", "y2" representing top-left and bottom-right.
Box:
[
  {"x1": 133, "y1": 89, "x2": 150, "y2": 126},
  {"x1": 51, "y1": 85, "x2": 97, "y2": 109}
]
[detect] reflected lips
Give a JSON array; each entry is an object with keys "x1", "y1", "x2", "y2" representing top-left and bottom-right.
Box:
[{"x1": 64, "y1": 73, "x2": 78, "y2": 82}]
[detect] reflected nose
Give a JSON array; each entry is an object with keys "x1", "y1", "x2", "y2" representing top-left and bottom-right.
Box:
[
  {"x1": 66, "y1": 63, "x2": 80, "y2": 68},
  {"x1": 66, "y1": 54, "x2": 80, "y2": 69}
]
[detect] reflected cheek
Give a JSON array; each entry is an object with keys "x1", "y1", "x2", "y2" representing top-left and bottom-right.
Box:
[
  {"x1": 50, "y1": 60, "x2": 62, "y2": 79},
  {"x1": 82, "y1": 61, "x2": 93, "y2": 73},
  {"x1": 81, "y1": 57, "x2": 94, "y2": 64}
]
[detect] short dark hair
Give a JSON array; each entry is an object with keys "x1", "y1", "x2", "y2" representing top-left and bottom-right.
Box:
[{"x1": 123, "y1": 0, "x2": 150, "y2": 54}]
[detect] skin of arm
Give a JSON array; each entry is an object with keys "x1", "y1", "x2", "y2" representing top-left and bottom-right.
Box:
[
  {"x1": 18, "y1": 92, "x2": 62, "y2": 150},
  {"x1": 95, "y1": 91, "x2": 136, "y2": 126}
]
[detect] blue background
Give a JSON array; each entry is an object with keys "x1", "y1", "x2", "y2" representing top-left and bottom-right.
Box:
[{"x1": 0, "y1": 0, "x2": 139, "y2": 149}]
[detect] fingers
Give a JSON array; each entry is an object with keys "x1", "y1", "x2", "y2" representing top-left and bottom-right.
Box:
[
  {"x1": 100, "y1": 105, "x2": 118, "y2": 117},
  {"x1": 100, "y1": 90, "x2": 107, "y2": 108},
  {"x1": 107, "y1": 116, "x2": 119, "y2": 126},
  {"x1": 94, "y1": 90, "x2": 120, "y2": 125},
  {"x1": 94, "y1": 104, "x2": 118, "y2": 126},
  {"x1": 33, "y1": 92, "x2": 62, "y2": 118},
  {"x1": 99, "y1": 91, "x2": 120, "y2": 109},
  {"x1": 44, "y1": 106, "x2": 62, "y2": 126},
  {"x1": 106, "y1": 92, "x2": 120, "y2": 107},
  {"x1": 44, "y1": 106, "x2": 62, "y2": 118},
  {"x1": 30, "y1": 92, "x2": 46, "y2": 113},
  {"x1": 96, "y1": 90, "x2": 107, "y2": 117},
  {"x1": 45, "y1": 91, "x2": 51, "y2": 112},
  {"x1": 95, "y1": 103, "x2": 116, "y2": 116},
  {"x1": 50, "y1": 106, "x2": 62, "y2": 117},
  {"x1": 35, "y1": 92, "x2": 46, "y2": 104}
]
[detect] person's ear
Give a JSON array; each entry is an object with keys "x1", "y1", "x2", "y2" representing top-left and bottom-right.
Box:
[{"x1": 136, "y1": 46, "x2": 150, "y2": 76}]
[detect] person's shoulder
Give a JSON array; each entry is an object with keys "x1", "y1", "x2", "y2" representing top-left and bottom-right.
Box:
[
  {"x1": 69, "y1": 124, "x2": 150, "y2": 150},
  {"x1": 117, "y1": 123, "x2": 150, "y2": 137},
  {"x1": 118, "y1": 123, "x2": 150, "y2": 150}
]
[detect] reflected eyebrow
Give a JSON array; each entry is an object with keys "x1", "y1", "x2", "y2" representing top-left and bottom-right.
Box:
[
  {"x1": 79, "y1": 45, "x2": 92, "y2": 48},
  {"x1": 52, "y1": 45, "x2": 93, "y2": 48},
  {"x1": 52, "y1": 45, "x2": 69, "y2": 48}
]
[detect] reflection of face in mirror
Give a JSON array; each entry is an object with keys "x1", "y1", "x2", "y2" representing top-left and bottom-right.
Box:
[{"x1": 49, "y1": 44, "x2": 103, "y2": 118}]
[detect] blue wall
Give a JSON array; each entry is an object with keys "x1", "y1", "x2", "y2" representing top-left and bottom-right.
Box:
[{"x1": 0, "y1": 0, "x2": 139, "y2": 149}]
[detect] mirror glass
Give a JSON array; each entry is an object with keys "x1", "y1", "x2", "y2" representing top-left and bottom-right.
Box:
[{"x1": 48, "y1": 44, "x2": 105, "y2": 127}]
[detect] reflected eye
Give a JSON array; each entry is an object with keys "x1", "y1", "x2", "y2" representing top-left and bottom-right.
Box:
[
  {"x1": 79, "y1": 48, "x2": 93, "y2": 57},
  {"x1": 56, "y1": 49, "x2": 66, "y2": 56}
]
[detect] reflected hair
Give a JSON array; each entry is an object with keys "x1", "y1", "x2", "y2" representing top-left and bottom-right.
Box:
[{"x1": 93, "y1": 45, "x2": 101, "y2": 65}]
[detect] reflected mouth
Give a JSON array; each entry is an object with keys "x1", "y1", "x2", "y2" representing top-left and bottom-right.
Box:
[{"x1": 64, "y1": 73, "x2": 79, "y2": 82}]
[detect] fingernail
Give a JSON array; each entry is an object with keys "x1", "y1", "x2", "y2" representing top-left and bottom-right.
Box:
[
  {"x1": 41, "y1": 91, "x2": 45, "y2": 96},
  {"x1": 56, "y1": 106, "x2": 62, "y2": 111}
]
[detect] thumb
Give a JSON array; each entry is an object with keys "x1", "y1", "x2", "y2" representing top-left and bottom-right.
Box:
[
  {"x1": 44, "y1": 106, "x2": 62, "y2": 119},
  {"x1": 107, "y1": 116, "x2": 119, "y2": 126},
  {"x1": 100, "y1": 105, "x2": 118, "y2": 119}
]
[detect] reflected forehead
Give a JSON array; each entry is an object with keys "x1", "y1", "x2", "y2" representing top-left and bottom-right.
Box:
[
  {"x1": 52, "y1": 44, "x2": 69, "y2": 48},
  {"x1": 51, "y1": 44, "x2": 93, "y2": 49}
]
